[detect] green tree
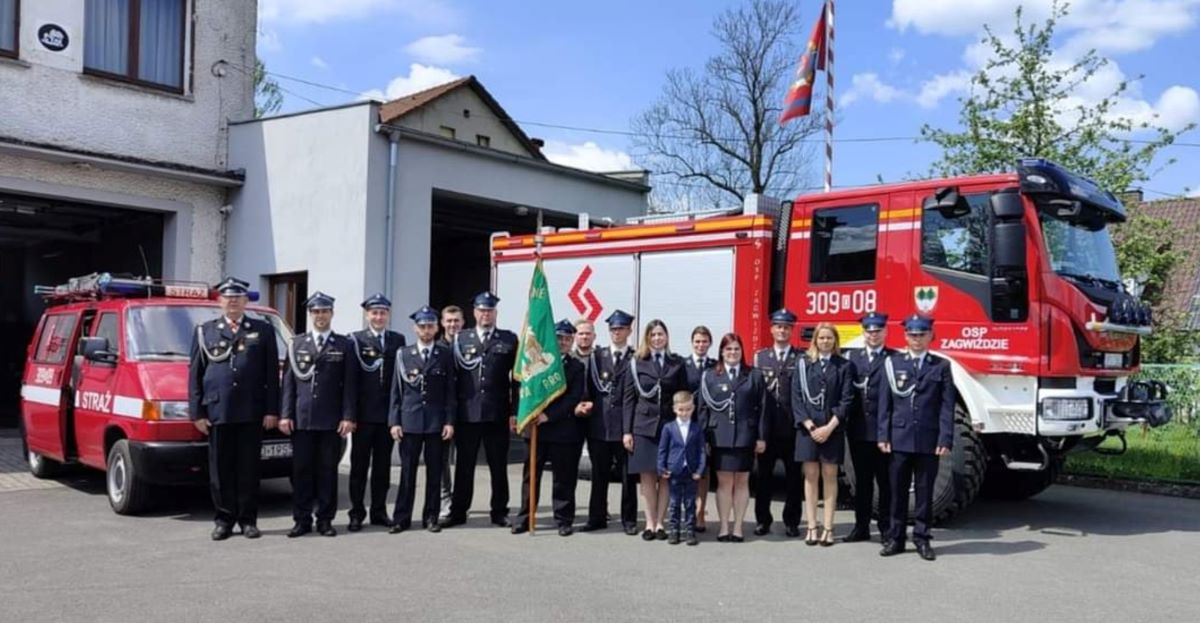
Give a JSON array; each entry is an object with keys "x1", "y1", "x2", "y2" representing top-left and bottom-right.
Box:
[
  {"x1": 254, "y1": 59, "x2": 283, "y2": 118},
  {"x1": 921, "y1": 1, "x2": 1197, "y2": 362}
]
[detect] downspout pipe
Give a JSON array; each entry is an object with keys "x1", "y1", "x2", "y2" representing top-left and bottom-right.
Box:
[{"x1": 382, "y1": 130, "x2": 400, "y2": 303}]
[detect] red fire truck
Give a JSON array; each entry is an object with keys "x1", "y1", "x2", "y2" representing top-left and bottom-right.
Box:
[
  {"x1": 491, "y1": 159, "x2": 1170, "y2": 523},
  {"x1": 18, "y1": 273, "x2": 294, "y2": 515}
]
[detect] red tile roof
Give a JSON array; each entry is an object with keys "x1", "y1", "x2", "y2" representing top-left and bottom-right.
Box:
[{"x1": 1137, "y1": 197, "x2": 1200, "y2": 328}]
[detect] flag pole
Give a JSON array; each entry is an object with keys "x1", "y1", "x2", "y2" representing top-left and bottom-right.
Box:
[
  {"x1": 823, "y1": 0, "x2": 835, "y2": 193},
  {"x1": 528, "y1": 210, "x2": 545, "y2": 535}
]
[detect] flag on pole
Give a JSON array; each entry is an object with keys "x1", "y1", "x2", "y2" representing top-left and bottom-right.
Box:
[
  {"x1": 780, "y1": 4, "x2": 828, "y2": 124},
  {"x1": 513, "y1": 258, "x2": 566, "y2": 434}
]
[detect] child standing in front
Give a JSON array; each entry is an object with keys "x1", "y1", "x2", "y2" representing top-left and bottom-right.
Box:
[{"x1": 657, "y1": 390, "x2": 707, "y2": 545}]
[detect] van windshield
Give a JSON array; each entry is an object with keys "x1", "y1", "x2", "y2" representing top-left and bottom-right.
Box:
[{"x1": 125, "y1": 305, "x2": 291, "y2": 361}]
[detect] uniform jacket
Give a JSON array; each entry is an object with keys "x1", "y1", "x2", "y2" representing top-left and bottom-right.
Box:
[
  {"x1": 682, "y1": 354, "x2": 716, "y2": 392},
  {"x1": 454, "y1": 327, "x2": 519, "y2": 424},
  {"x1": 622, "y1": 352, "x2": 689, "y2": 438},
  {"x1": 529, "y1": 355, "x2": 586, "y2": 444},
  {"x1": 791, "y1": 354, "x2": 855, "y2": 432},
  {"x1": 581, "y1": 345, "x2": 632, "y2": 442},
  {"x1": 188, "y1": 316, "x2": 280, "y2": 425},
  {"x1": 282, "y1": 332, "x2": 358, "y2": 430},
  {"x1": 388, "y1": 341, "x2": 455, "y2": 434},
  {"x1": 845, "y1": 346, "x2": 896, "y2": 443},
  {"x1": 698, "y1": 366, "x2": 767, "y2": 449},
  {"x1": 877, "y1": 352, "x2": 957, "y2": 454},
  {"x1": 350, "y1": 329, "x2": 406, "y2": 424},
  {"x1": 657, "y1": 419, "x2": 707, "y2": 478},
  {"x1": 754, "y1": 346, "x2": 799, "y2": 439}
]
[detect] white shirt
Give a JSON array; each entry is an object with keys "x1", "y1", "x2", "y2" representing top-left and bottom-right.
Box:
[
  {"x1": 417, "y1": 340, "x2": 435, "y2": 357},
  {"x1": 676, "y1": 419, "x2": 692, "y2": 468},
  {"x1": 372, "y1": 329, "x2": 386, "y2": 347},
  {"x1": 477, "y1": 326, "x2": 493, "y2": 342},
  {"x1": 775, "y1": 346, "x2": 790, "y2": 361},
  {"x1": 224, "y1": 316, "x2": 243, "y2": 331},
  {"x1": 727, "y1": 365, "x2": 740, "y2": 379},
  {"x1": 313, "y1": 331, "x2": 330, "y2": 348},
  {"x1": 911, "y1": 351, "x2": 927, "y2": 369}
]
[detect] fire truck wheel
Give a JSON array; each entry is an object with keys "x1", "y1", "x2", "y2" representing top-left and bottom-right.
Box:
[
  {"x1": 981, "y1": 460, "x2": 1058, "y2": 501},
  {"x1": 21, "y1": 421, "x2": 61, "y2": 479},
  {"x1": 929, "y1": 403, "x2": 986, "y2": 525},
  {"x1": 107, "y1": 440, "x2": 151, "y2": 515}
]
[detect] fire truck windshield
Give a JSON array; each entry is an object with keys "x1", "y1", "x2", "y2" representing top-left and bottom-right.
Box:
[
  {"x1": 1037, "y1": 203, "x2": 1123, "y2": 288},
  {"x1": 125, "y1": 305, "x2": 291, "y2": 361}
]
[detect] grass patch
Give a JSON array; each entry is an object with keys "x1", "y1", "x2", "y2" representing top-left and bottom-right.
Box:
[{"x1": 1065, "y1": 422, "x2": 1200, "y2": 483}]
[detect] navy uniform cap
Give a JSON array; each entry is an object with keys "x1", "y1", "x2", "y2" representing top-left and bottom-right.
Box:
[
  {"x1": 605, "y1": 309, "x2": 634, "y2": 328},
  {"x1": 860, "y1": 312, "x2": 888, "y2": 329},
  {"x1": 410, "y1": 305, "x2": 439, "y2": 324},
  {"x1": 305, "y1": 291, "x2": 335, "y2": 310},
  {"x1": 555, "y1": 319, "x2": 577, "y2": 336},
  {"x1": 361, "y1": 292, "x2": 391, "y2": 310},
  {"x1": 769, "y1": 308, "x2": 797, "y2": 325},
  {"x1": 901, "y1": 314, "x2": 933, "y2": 332},
  {"x1": 473, "y1": 291, "x2": 500, "y2": 309},
  {"x1": 215, "y1": 276, "x2": 250, "y2": 296}
]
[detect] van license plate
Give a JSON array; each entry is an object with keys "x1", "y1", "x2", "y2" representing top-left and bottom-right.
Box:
[
  {"x1": 261, "y1": 442, "x2": 292, "y2": 460},
  {"x1": 1103, "y1": 353, "x2": 1123, "y2": 368}
]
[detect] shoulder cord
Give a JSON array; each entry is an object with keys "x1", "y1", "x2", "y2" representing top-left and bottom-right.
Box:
[
  {"x1": 589, "y1": 351, "x2": 613, "y2": 395},
  {"x1": 795, "y1": 357, "x2": 826, "y2": 407},
  {"x1": 698, "y1": 370, "x2": 736, "y2": 423},
  {"x1": 395, "y1": 350, "x2": 425, "y2": 390},
  {"x1": 884, "y1": 356, "x2": 917, "y2": 398},
  {"x1": 452, "y1": 335, "x2": 482, "y2": 371},
  {"x1": 287, "y1": 337, "x2": 317, "y2": 382},
  {"x1": 628, "y1": 356, "x2": 661, "y2": 401},
  {"x1": 195, "y1": 326, "x2": 232, "y2": 364},
  {"x1": 350, "y1": 333, "x2": 385, "y2": 373}
]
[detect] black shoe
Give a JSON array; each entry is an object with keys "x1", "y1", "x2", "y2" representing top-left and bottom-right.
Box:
[
  {"x1": 491, "y1": 516, "x2": 511, "y2": 528},
  {"x1": 558, "y1": 525, "x2": 574, "y2": 537},
  {"x1": 211, "y1": 525, "x2": 232, "y2": 541},
  {"x1": 686, "y1": 532, "x2": 699, "y2": 546},
  {"x1": 730, "y1": 534, "x2": 745, "y2": 543},
  {"x1": 370, "y1": 515, "x2": 394, "y2": 528},
  {"x1": 655, "y1": 528, "x2": 668, "y2": 541},
  {"x1": 287, "y1": 523, "x2": 312, "y2": 538},
  {"x1": 624, "y1": 524, "x2": 640, "y2": 536},
  {"x1": 753, "y1": 523, "x2": 771, "y2": 536},
  {"x1": 915, "y1": 541, "x2": 936, "y2": 561},
  {"x1": 579, "y1": 523, "x2": 606, "y2": 532},
  {"x1": 694, "y1": 524, "x2": 707, "y2": 533},
  {"x1": 317, "y1": 523, "x2": 337, "y2": 537},
  {"x1": 880, "y1": 540, "x2": 906, "y2": 557},
  {"x1": 716, "y1": 534, "x2": 731, "y2": 543},
  {"x1": 843, "y1": 528, "x2": 870, "y2": 542},
  {"x1": 512, "y1": 524, "x2": 529, "y2": 535},
  {"x1": 805, "y1": 528, "x2": 819, "y2": 546},
  {"x1": 389, "y1": 523, "x2": 408, "y2": 535},
  {"x1": 785, "y1": 525, "x2": 801, "y2": 538},
  {"x1": 641, "y1": 529, "x2": 655, "y2": 541},
  {"x1": 427, "y1": 522, "x2": 442, "y2": 534},
  {"x1": 347, "y1": 518, "x2": 364, "y2": 532},
  {"x1": 242, "y1": 525, "x2": 261, "y2": 539},
  {"x1": 668, "y1": 531, "x2": 681, "y2": 545},
  {"x1": 439, "y1": 516, "x2": 466, "y2": 528}
]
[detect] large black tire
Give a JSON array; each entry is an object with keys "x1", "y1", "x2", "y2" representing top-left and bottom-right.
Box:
[
  {"x1": 981, "y1": 460, "x2": 1058, "y2": 501},
  {"x1": 106, "y1": 440, "x2": 151, "y2": 515}
]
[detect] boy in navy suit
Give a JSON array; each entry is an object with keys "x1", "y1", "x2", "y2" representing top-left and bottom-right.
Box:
[{"x1": 657, "y1": 390, "x2": 707, "y2": 546}]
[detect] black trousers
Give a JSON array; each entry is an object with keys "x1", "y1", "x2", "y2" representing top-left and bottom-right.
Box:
[
  {"x1": 393, "y1": 432, "x2": 445, "y2": 527},
  {"x1": 292, "y1": 430, "x2": 341, "y2": 525},
  {"x1": 515, "y1": 438, "x2": 583, "y2": 528},
  {"x1": 754, "y1": 432, "x2": 802, "y2": 527},
  {"x1": 888, "y1": 451, "x2": 939, "y2": 544},
  {"x1": 207, "y1": 422, "x2": 262, "y2": 528},
  {"x1": 348, "y1": 423, "x2": 394, "y2": 521},
  {"x1": 449, "y1": 421, "x2": 511, "y2": 521},
  {"x1": 849, "y1": 439, "x2": 892, "y2": 536},
  {"x1": 585, "y1": 438, "x2": 638, "y2": 528}
]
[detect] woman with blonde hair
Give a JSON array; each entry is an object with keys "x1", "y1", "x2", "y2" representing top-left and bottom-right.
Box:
[
  {"x1": 622, "y1": 319, "x2": 689, "y2": 541},
  {"x1": 791, "y1": 322, "x2": 855, "y2": 546}
]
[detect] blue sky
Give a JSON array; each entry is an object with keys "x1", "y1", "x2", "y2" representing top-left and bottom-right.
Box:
[{"x1": 257, "y1": 0, "x2": 1200, "y2": 200}]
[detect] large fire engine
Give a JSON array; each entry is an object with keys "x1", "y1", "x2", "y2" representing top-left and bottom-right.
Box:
[
  {"x1": 18, "y1": 273, "x2": 294, "y2": 515},
  {"x1": 491, "y1": 159, "x2": 1170, "y2": 523}
]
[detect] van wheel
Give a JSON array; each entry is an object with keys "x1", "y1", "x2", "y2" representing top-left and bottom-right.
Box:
[
  {"x1": 107, "y1": 440, "x2": 150, "y2": 515},
  {"x1": 22, "y1": 421, "x2": 61, "y2": 479}
]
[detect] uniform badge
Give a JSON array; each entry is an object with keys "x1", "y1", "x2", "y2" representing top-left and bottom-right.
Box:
[
  {"x1": 302, "y1": 354, "x2": 312, "y2": 363},
  {"x1": 720, "y1": 384, "x2": 729, "y2": 392},
  {"x1": 601, "y1": 371, "x2": 609, "y2": 379},
  {"x1": 897, "y1": 371, "x2": 909, "y2": 386},
  {"x1": 217, "y1": 322, "x2": 225, "y2": 329},
  {"x1": 765, "y1": 370, "x2": 775, "y2": 379},
  {"x1": 366, "y1": 348, "x2": 376, "y2": 356},
  {"x1": 468, "y1": 347, "x2": 477, "y2": 356},
  {"x1": 246, "y1": 332, "x2": 260, "y2": 340},
  {"x1": 219, "y1": 340, "x2": 228, "y2": 348},
  {"x1": 237, "y1": 344, "x2": 246, "y2": 352}
]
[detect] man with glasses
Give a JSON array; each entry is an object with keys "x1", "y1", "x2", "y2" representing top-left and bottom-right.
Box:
[
  {"x1": 844, "y1": 312, "x2": 895, "y2": 543},
  {"x1": 878, "y1": 314, "x2": 956, "y2": 561}
]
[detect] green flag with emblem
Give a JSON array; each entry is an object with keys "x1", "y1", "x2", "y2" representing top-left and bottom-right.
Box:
[{"x1": 513, "y1": 258, "x2": 566, "y2": 434}]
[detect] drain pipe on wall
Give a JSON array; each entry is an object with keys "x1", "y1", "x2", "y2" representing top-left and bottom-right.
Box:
[{"x1": 381, "y1": 129, "x2": 400, "y2": 301}]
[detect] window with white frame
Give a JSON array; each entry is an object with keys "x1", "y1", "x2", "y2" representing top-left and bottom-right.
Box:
[{"x1": 84, "y1": 0, "x2": 187, "y2": 91}]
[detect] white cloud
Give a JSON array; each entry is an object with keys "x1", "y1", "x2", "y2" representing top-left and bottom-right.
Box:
[
  {"x1": 842, "y1": 73, "x2": 905, "y2": 106},
  {"x1": 310, "y1": 56, "x2": 329, "y2": 70},
  {"x1": 1187, "y1": 184, "x2": 1200, "y2": 197},
  {"x1": 916, "y1": 71, "x2": 972, "y2": 108},
  {"x1": 259, "y1": 0, "x2": 457, "y2": 26},
  {"x1": 404, "y1": 34, "x2": 481, "y2": 65},
  {"x1": 840, "y1": 70, "x2": 970, "y2": 110},
  {"x1": 1105, "y1": 85, "x2": 1200, "y2": 131},
  {"x1": 360, "y1": 64, "x2": 461, "y2": 100},
  {"x1": 888, "y1": 48, "x2": 906, "y2": 64},
  {"x1": 542, "y1": 141, "x2": 635, "y2": 173},
  {"x1": 889, "y1": 0, "x2": 1051, "y2": 36}
]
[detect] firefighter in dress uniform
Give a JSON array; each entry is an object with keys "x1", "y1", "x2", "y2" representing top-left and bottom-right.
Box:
[
  {"x1": 752, "y1": 308, "x2": 803, "y2": 538},
  {"x1": 444, "y1": 292, "x2": 519, "y2": 529},
  {"x1": 682, "y1": 325, "x2": 717, "y2": 530},
  {"x1": 437, "y1": 305, "x2": 465, "y2": 522},
  {"x1": 188, "y1": 277, "x2": 280, "y2": 541},
  {"x1": 512, "y1": 319, "x2": 588, "y2": 536},
  {"x1": 843, "y1": 312, "x2": 895, "y2": 543},
  {"x1": 347, "y1": 292, "x2": 406, "y2": 532},
  {"x1": 878, "y1": 314, "x2": 956, "y2": 561},
  {"x1": 280, "y1": 292, "x2": 357, "y2": 538},
  {"x1": 389, "y1": 306, "x2": 456, "y2": 533}
]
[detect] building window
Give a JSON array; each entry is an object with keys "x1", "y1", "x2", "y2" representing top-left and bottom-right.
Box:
[
  {"x1": 922, "y1": 193, "x2": 990, "y2": 276},
  {"x1": 0, "y1": 0, "x2": 17, "y2": 58},
  {"x1": 809, "y1": 204, "x2": 879, "y2": 283},
  {"x1": 439, "y1": 125, "x2": 456, "y2": 139},
  {"x1": 268, "y1": 272, "x2": 307, "y2": 334},
  {"x1": 84, "y1": 0, "x2": 187, "y2": 92},
  {"x1": 476, "y1": 134, "x2": 490, "y2": 148}
]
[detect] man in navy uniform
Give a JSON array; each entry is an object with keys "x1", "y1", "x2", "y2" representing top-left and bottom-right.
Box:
[
  {"x1": 844, "y1": 312, "x2": 895, "y2": 543},
  {"x1": 512, "y1": 319, "x2": 588, "y2": 536},
  {"x1": 437, "y1": 305, "x2": 466, "y2": 522},
  {"x1": 753, "y1": 308, "x2": 803, "y2": 537},
  {"x1": 189, "y1": 277, "x2": 280, "y2": 541},
  {"x1": 444, "y1": 291, "x2": 519, "y2": 528},
  {"x1": 389, "y1": 306, "x2": 456, "y2": 533},
  {"x1": 878, "y1": 314, "x2": 956, "y2": 561},
  {"x1": 347, "y1": 293, "x2": 406, "y2": 532},
  {"x1": 280, "y1": 292, "x2": 357, "y2": 538}
]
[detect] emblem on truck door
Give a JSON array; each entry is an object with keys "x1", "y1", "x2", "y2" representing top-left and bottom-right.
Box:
[
  {"x1": 569, "y1": 265, "x2": 604, "y2": 322},
  {"x1": 914, "y1": 286, "x2": 939, "y2": 313}
]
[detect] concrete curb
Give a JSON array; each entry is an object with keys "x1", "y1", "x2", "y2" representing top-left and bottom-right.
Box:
[{"x1": 1058, "y1": 473, "x2": 1200, "y2": 500}]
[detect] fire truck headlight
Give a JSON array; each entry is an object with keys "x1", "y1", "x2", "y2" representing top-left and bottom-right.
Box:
[
  {"x1": 1042, "y1": 397, "x2": 1092, "y2": 421},
  {"x1": 144, "y1": 401, "x2": 190, "y2": 421}
]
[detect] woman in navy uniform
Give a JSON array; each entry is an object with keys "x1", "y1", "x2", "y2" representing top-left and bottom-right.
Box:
[
  {"x1": 280, "y1": 292, "x2": 357, "y2": 538},
  {"x1": 388, "y1": 306, "x2": 455, "y2": 533},
  {"x1": 622, "y1": 319, "x2": 688, "y2": 541},
  {"x1": 682, "y1": 325, "x2": 716, "y2": 531},
  {"x1": 878, "y1": 315, "x2": 956, "y2": 561},
  {"x1": 792, "y1": 322, "x2": 854, "y2": 546},
  {"x1": 347, "y1": 292, "x2": 406, "y2": 532},
  {"x1": 188, "y1": 277, "x2": 280, "y2": 541},
  {"x1": 698, "y1": 333, "x2": 766, "y2": 542},
  {"x1": 752, "y1": 308, "x2": 803, "y2": 537},
  {"x1": 843, "y1": 312, "x2": 895, "y2": 543},
  {"x1": 513, "y1": 319, "x2": 588, "y2": 536}
]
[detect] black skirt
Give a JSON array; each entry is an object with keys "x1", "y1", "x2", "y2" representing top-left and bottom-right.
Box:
[
  {"x1": 711, "y1": 447, "x2": 754, "y2": 472},
  {"x1": 628, "y1": 433, "x2": 661, "y2": 474},
  {"x1": 794, "y1": 428, "x2": 845, "y2": 464}
]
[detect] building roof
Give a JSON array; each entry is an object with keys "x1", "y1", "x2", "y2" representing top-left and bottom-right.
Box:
[
  {"x1": 377, "y1": 76, "x2": 546, "y2": 161},
  {"x1": 1138, "y1": 197, "x2": 1200, "y2": 329}
]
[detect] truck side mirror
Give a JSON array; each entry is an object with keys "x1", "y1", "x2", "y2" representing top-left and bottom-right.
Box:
[
  {"x1": 81, "y1": 336, "x2": 117, "y2": 364},
  {"x1": 923, "y1": 187, "x2": 970, "y2": 218}
]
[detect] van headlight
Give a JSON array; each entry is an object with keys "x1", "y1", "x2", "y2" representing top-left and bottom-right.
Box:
[
  {"x1": 144, "y1": 401, "x2": 190, "y2": 421},
  {"x1": 1042, "y1": 398, "x2": 1091, "y2": 421}
]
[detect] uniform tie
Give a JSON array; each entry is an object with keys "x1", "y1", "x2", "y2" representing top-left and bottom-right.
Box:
[
  {"x1": 421, "y1": 347, "x2": 430, "y2": 362},
  {"x1": 654, "y1": 353, "x2": 663, "y2": 372},
  {"x1": 482, "y1": 330, "x2": 492, "y2": 344},
  {"x1": 317, "y1": 334, "x2": 326, "y2": 349}
]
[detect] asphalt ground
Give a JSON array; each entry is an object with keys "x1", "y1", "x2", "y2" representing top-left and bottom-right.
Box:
[{"x1": 1, "y1": 436, "x2": 1198, "y2": 623}]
